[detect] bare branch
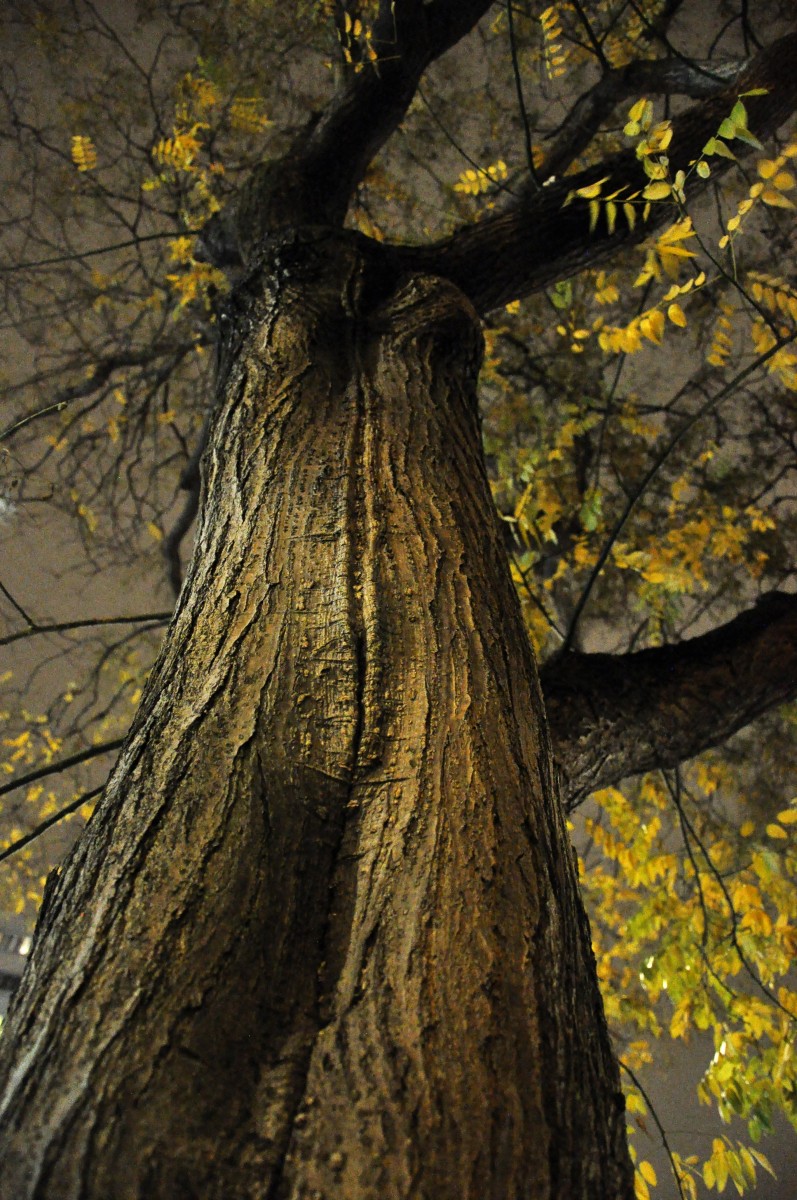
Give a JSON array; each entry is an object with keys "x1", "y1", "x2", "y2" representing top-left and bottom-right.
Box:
[
  {"x1": 1, "y1": 345, "x2": 194, "y2": 444},
  {"x1": 0, "y1": 739, "x2": 124, "y2": 801},
  {"x1": 0, "y1": 613, "x2": 171, "y2": 648},
  {"x1": 0, "y1": 787, "x2": 104, "y2": 867}
]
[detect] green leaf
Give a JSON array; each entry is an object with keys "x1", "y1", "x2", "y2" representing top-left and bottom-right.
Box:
[
  {"x1": 730, "y1": 99, "x2": 748, "y2": 129},
  {"x1": 734, "y1": 127, "x2": 765, "y2": 151},
  {"x1": 550, "y1": 280, "x2": 573, "y2": 310}
]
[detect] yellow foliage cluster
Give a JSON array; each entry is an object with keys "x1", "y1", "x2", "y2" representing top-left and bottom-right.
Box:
[
  {"x1": 454, "y1": 159, "x2": 508, "y2": 196},
  {"x1": 540, "y1": 6, "x2": 568, "y2": 79},
  {"x1": 584, "y1": 776, "x2": 796, "y2": 1194},
  {"x1": 70, "y1": 134, "x2": 97, "y2": 172}
]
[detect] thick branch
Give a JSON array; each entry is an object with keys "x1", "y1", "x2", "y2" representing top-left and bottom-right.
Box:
[
  {"x1": 408, "y1": 27, "x2": 797, "y2": 312},
  {"x1": 542, "y1": 55, "x2": 746, "y2": 179},
  {"x1": 201, "y1": 0, "x2": 496, "y2": 262},
  {"x1": 302, "y1": 0, "x2": 497, "y2": 221},
  {"x1": 542, "y1": 592, "x2": 797, "y2": 807}
]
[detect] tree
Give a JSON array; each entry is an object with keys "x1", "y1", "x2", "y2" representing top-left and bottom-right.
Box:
[{"x1": 0, "y1": 2, "x2": 796, "y2": 1197}]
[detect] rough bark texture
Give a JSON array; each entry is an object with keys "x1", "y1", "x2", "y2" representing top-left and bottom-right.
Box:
[
  {"x1": 0, "y1": 234, "x2": 633, "y2": 1199},
  {"x1": 544, "y1": 591, "x2": 797, "y2": 807}
]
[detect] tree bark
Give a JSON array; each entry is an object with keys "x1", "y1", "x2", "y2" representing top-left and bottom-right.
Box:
[
  {"x1": 544, "y1": 591, "x2": 797, "y2": 807},
  {"x1": 0, "y1": 233, "x2": 633, "y2": 1200}
]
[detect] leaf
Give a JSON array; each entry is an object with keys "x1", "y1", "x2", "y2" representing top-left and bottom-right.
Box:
[
  {"x1": 729, "y1": 99, "x2": 748, "y2": 129},
  {"x1": 634, "y1": 1175, "x2": 650, "y2": 1200},
  {"x1": 775, "y1": 807, "x2": 797, "y2": 824},
  {"x1": 766, "y1": 823, "x2": 787, "y2": 838},
  {"x1": 642, "y1": 181, "x2": 671, "y2": 201},
  {"x1": 639, "y1": 1161, "x2": 657, "y2": 1186},
  {"x1": 761, "y1": 187, "x2": 796, "y2": 208},
  {"x1": 712, "y1": 139, "x2": 738, "y2": 161},
  {"x1": 668, "y1": 303, "x2": 687, "y2": 327},
  {"x1": 575, "y1": 177, "x2": 609, "y2": 200},
  {"x1": 734, "y1": 127, "x2": 765, "y2": 151}
]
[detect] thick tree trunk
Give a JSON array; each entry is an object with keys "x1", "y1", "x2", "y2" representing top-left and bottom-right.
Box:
[{"x1": 0, "y1": 232, "x2": 633, "y2": 1200}]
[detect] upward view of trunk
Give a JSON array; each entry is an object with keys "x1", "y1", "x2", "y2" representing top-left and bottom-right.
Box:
[{"x1": 0, "y1": 232, "x2": 633, "y2": 1198}]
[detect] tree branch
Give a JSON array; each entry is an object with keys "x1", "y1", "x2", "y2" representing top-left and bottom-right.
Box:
[
  {"x1": 406, "y1": 26, "x2": 797, "y2": 312},
  {"x1": 0, "y1": 613, "x2": 171, "y2": 648},
  {"x1": 0, "y1": 739, "x2": 125, "y2": 800},
  {"x1": 542, "y1": 55, "x2": 747, "y2": 180},
  {"x1": 542, "y1": 591, "x2": 797, "y2": 808},
  {"x1": 200, "y1": 0, "x2": 496, "y2": 263}
]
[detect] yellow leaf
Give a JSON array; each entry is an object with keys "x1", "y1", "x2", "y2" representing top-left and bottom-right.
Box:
[
  {"x1": 634, "y1": 1175, "x2": 650, "y2": 1200},
  {"x1": 640, "y1": 309, "x2": 665, "y2": 343},
  {"x1": 766, "y1": 823, "x2": 787, "y2": 839},
  {"x1": 147, "y1": 522, "x2": 163, "y2": 542},
  {"x1": 761, "y1": 188, "x2": 795, "y2": 208},
  {"x1": 575, "y1": 178, "x2": 609, "y2": 200},
  {"x1": 776, "y1": 807, "x2": 797, "y2": 824},
  {"x1": 667, "y1": 303, "x2": 687, "y2": 327},
  {"x1": 643, "y1": 181, "x2": 672, "y2": 201},
  {"x1": 740, "y1": 820, "x2": 755, "y2": 837},
  {"x1": 640, "y1": 1161, "x2": 657, "y2": 1186},
  {"x1": 628, "y1": 97, "x2": 650, "y2": 124},
  {"x1": 773, "y1": 170, "x2": 796, "y2": 190},
  {"x1": 758, "y1": 158, "x2": 778, "y2": 179}
]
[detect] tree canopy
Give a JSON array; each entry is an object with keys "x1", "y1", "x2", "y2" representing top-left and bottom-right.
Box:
[{"x1": 1, "y1": 1, "x2": 797, "y2": 1196}]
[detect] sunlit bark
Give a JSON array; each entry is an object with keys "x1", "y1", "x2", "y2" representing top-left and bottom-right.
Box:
[{"x1": 0, "y1": 235, "x2": 633, "y2": 1200}]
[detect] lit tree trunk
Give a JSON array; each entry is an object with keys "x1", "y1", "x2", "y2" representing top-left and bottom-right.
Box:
[{"x1": 0, "y1": 233, "x2": 633, "y2": 1199}]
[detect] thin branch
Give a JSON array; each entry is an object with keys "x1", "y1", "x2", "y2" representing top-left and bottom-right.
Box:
[
  {"x1": 0, "y1": 613, "x2": 172, "y2": 648},
  {"x1": 1, "y1": 344, "x2": 193, "y2": 444},
  {"x1": 0, "y1": 580, "x2": 34, "y2": 628},
  {"x1": 619, "y1": 1062, "x2": 686, "y2": 1200},
  {"x1": 562, "y1": 334, "x2": 797, "y2": 652},
  {"x1": 0, "y1": 787, "x2": 104, "y2": 867},
  {"x1": 0, "y1": 739, "x2": 125, "y2": 801},
  {"x1": 0, "y1": 231, "x2": 193, "y2": 274},
  {"x1": 506, "y1": 0, "x2": 540, "y2": 189}
]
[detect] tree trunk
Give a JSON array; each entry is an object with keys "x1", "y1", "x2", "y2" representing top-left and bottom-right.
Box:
[{"x1": 0, "y1": 231, "x2": 633, "y2": 1200}]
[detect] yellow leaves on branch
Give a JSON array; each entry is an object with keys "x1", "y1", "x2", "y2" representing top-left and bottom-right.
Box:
[
  {"x1": 702, "y1": 1138, "x2": 775, "y2": 1195},
  {"x1": 229, "y1": 96, "x2": 272, "y2": 135},
  {"x1": 718, "y1": 140, "x2": 797, "y2": 250},
  {"x1": 540, "y1": 6, "x2": 568, "y2": 79},
  {"x1": 635, "y1": 218, "x2": 698, "y2": 286},
  {"x1": 70, "y1": 134, "x2": 97, "y2": 171},
  {"x1": 165, "y1": 260, "x2": 228, "y2": 310},
  {"x1": 748, "y1": 271, "x2": 797, "y2": 324},
  {"x1": 454, "y1": 159, "x2": 509, "y2": 196},
  {"x1": 339, "y1": 9, "x2": 380, "y2": 71},
  {"x1": 153, "y1": 124, "x2": 207, "y2": 172}
]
